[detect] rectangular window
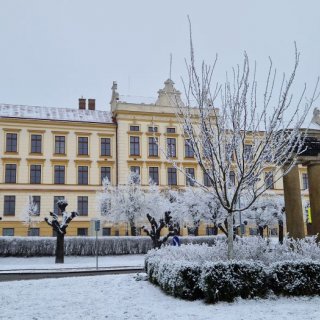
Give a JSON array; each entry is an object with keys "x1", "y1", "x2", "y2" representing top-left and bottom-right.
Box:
[
  {"x1": 103, "y1": 227, "x2": 111, "y2": 236},
  {"x1": 78, "y1": 137, "x2": 88, "y2": 155},
  {"x1": 148, "y1": 126, "x2": 158, "y2": 132},
  {"x1": 54, "y1": 165, "x2": 65, "y2": 184},
  {"x1": 149, "y1": 167, "x2": 159, "y2": 185},
  {"x1": 101, "y1": 138, "x2": 111, "y2": 156},
  {"x1": 78, "y1": 166, "x2": 88, "y2": 185},
  {"x1": 167, "y1": 138, "x2": 176, "y2": 157},
  {"x1": 32, "y1": 196, "x2": 41, "y2": 215},
  {"x1": 4, "y1": 196, "x2": 15, "y2": 216},
  {"x1": 5, "y1": 164, "x2": 16, "y2": 183},
  {"x1": 78, "y1": 196, "x2": 88, "y2": 216},
  {"x1": 31, "y1": 134, "x2": 42, "y2": 153},
  {"x1": 207, "y1": 226, "x2": 217, "y2": 236},
  {"x1": 249, "y1": 228, "x2": 258, "y2": 236},
  {"x1": 244, "y1": 144, "x2": 253, "y2": 160},
  {"x1": 265, "y1": 171, "x2": 274, "y2": 189},
  {"x1": 130, "y1": 125, "x2": 140, "y2": 132},
  {"x1": 30, "y1": 165, "x2": 41, "y2": 184},
  {"x1": 101, "y1": 167, "x2": 111, "y2": 184},
  {"x1": 270, "y1": 228, "x2": 278, "y2": 236},
  {"x1": 148, "y1": 137, "x2": 158, "y2": 156},
  {"x1": 168, "y1": 168, "x2": 177, "y2": 186},
  {"x1": 6, "y1": 133, "x2": 17, "y2": 152},
  {"x1": 229, "y1": 171, "x2": 236, "y2": 186},
  {"x1": 130, "y1": 136, "x2": 140, "y2": 156},
  {"x1": 77, "y1": 228, "x2": 88, "y2": 236},
  {"x1": 226, "y1": 144, "x2": 234, "y2": 161},
  {"x1": 204, "y1": 172, "x2": 212, "y2": 187},
  {"x1": 2, "y1": 228, "x2": 14, "y2": 236},
  {"x1": 186, "y1": 168, "x2": 195, "y2": 186},
  {"x1": 130, "y1": 166, "x2": 140, "y2": 175},
  {"x1": 167, "y1": 127, "x2": 176, "y2": 133},
  {"x1": 53, "y1": 196, "x2": 65, "y2": 215},
  {"x1": 185, "y1": 139, "x2": 194, "y2": 158},
  {"x1": 302, "y1": 173, "x2": 309, "y2": 190},
  {"x1": 55, "y1": 136, "x2": 65, "y2": 154},
  {"x1": 28, "y1": 228, "x2": 40, "y2": 236}
]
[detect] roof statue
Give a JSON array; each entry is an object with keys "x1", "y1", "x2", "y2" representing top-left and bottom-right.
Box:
[
  {"x1": 155, "y1": 79, "x2": 184, "y2": 107},
  {"x1": 311, "y1": 107, "x2": 320, "y2": 127}
]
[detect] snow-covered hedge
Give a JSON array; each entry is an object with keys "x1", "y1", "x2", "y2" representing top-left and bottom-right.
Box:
[
  {"x1": 201, "y1": 262, "x2": 267, "y2": 303},
  {"x1": 269, "y1": 261, "x2": 320, "y2": 296},
  {"x1": 0, "y1": 236, "x2": 222, "y2": 257},
  {"x1": 145, "y1": 238, "x2": 320, "y2": 302}
]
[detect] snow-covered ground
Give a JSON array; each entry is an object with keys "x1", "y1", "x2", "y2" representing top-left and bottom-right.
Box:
[
  {"x1": 0, "y1": 255, "x2": 145, "y2": 271},
  {"x1": 0, "y1": 274, "x2": 319, "y2": 320}
]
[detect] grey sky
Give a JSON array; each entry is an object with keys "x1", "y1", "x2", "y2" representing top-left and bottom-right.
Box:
[{"x1": 0, "y1": 0, "x2": 319, "y2": 111}]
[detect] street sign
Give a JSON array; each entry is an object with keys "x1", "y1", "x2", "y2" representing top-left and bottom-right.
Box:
[{"x1": 95, "y1": 220, "x2": 101, "y2": 231}]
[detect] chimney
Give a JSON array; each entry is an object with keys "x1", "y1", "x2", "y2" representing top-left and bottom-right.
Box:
[
  {"x1": 88, "y1": 99, "x2": 95, "y2": 110},
  {"x1": 79, "y1": 98, "x2": 86, "y2": 110}
]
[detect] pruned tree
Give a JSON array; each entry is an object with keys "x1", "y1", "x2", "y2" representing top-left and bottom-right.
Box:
[
  {"x1": 44, "y1": 200, "x2": 78, "y2": 263},
  {"x1": 169, "y1": 20, "x2": 319, "y2": 258},
  {"x1": 22, "y1": 196, "x2": 39, "y2": 235},
  {"x1": 141, "y1": 211, "x2": 178, "y2": 248}
]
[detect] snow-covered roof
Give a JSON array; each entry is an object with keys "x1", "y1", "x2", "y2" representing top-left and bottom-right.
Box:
[{"x1": 0, "y1": 104, "x2": 113, "y2": 124}]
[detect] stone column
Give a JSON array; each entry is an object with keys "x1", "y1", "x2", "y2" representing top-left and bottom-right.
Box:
[
  {"x1": 307, "y1": 161, "x2": 320, "y2": 237},
  {"x1": 283, "y1": 165, "x2": 305, "y2": 239}
]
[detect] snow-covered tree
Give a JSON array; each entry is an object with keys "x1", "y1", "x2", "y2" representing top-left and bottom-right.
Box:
[
  {"x1": 244, "y1": 193, "x2": 284, "y2": 240},
  {"x1": 141, "y1": 211, "x2": 178, "y2": 248},
  {"x1": 44, "y1": 199, "x2": 78, "y2": 263},
  {"x1": 22, "y1": 196, "x2": 39, "y2": 235},
  {"x1": 168, "y1": 188, "x2": 205, "y2": 235},
  {"x1": 169, "y1": 21, "x2": 319, "y2": 258},
  {"x1": 141, "y1": 180, "x2": 178, "y2": 247},
  {"x1": 99, "y1": 172, "x2": 147, "y2": 236}
]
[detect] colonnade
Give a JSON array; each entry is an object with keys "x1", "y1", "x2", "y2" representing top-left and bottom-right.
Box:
[{"x1": 283, "y1": 160, "x2": 320, "y2": 239}]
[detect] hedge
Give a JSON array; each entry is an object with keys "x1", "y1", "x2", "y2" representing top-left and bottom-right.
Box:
[
  {"x1": 0, "y1": 236, "x2": 223, "y2": 257},
  {"x1": 145, "y1": 246, "x2": 320, "y2": 303}
]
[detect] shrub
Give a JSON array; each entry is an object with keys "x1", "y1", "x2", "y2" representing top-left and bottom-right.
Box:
[
  {"x1": 145, "y1": 254, "x2": 202, "y2": 300},
  {"x1": 201, "y1": 261, "x2": 267, "y2": 303},
  {"x1": 269, "y1": 260, "x2": 320, "y2": 296}
]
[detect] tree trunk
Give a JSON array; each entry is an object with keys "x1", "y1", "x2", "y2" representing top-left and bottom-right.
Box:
[
  {"x1": 258, "y1": 226, "x2": 264, "y2": 238},
  {"x1": 55, "y1": 233, "x2": 64, "y2": 264},
  {"x1": 279, "y1": 221, "x2": 284, "y2": 244},
  {"x1": 227, "y1": 212, "x2": 234, "y2": 260},
  {"x1": 130, "y1": 223, "x2": 136, "y2": 236}
]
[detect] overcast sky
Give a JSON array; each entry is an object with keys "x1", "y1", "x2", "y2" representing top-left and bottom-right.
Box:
[{"x1": 0, "y1": 0, "x2": 319, "y2": 111}]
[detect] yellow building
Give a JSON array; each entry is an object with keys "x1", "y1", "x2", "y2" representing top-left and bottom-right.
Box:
[{"x1": 0, "y1": 79, "x2": 311, "y2": 237}]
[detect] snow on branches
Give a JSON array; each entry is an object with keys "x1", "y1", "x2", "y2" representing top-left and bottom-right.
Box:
[
  {"x1": 21, "y1": 196, "x2": 40, "y2": 233},
  {"x1": 165, "y1": 21, "x2": 319, "y2": 258}
]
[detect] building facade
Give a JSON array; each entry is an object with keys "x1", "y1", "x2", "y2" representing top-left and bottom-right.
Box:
[{"x1": 0, "y1": 79, "x2": 312, "y2": 237}]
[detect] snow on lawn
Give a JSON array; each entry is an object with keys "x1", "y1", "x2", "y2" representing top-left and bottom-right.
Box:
[
  {"x1": 0, "y1": 274, "x2": 319, "y2": 320},
  {"x1": 0, "y1": 255, "x2": 145, "y2": 271}
]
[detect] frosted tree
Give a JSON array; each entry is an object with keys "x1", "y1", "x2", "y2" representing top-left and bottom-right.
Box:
[
  {"x1": 141, "y1": 180, "x2": 173, "y2": 247},
  {"x1": 167, "y1": 188, "x2": 203, "y2": 235},
  {"x1": 99, "y1": 172, "x2": 146, "y2": 236},
  {"x1": 170, "y1": 21, "x2": 319, "y2": 258},
  {"x1": 141, "y1": 210, "x2": 178, "y2": 248},
  {"x1": 201, "y1": 191, "x2": 228, "y2": 236},
  {"x1": 44, "y1": 199, "x2": 78, "y2": 263},
  {"x1": 22, "y1": 196, "x2": 39, "y2": 235},
  {"x1": 244, "y1": 193, "x2": 284, "y2": 241}
]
